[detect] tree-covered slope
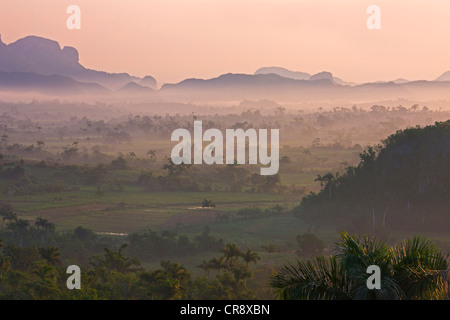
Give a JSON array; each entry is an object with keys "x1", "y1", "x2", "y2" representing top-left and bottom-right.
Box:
[{"x1": 295, "y1": 120, "x2": 450, "y2": 232}]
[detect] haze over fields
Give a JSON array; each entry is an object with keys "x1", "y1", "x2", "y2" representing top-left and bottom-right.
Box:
[{"x1": 0, "y1": 1, "x2": 449, "y2": 301}]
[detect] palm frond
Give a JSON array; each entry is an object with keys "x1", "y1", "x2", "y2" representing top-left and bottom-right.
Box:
[
  {"x1": 271, "y1": 256, "x2": 351, "y2": 300},
  {"x1": 392, "y1": 236, "x2": 448, "y2": 300}
]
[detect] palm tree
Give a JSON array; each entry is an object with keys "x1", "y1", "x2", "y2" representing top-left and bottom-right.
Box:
[
  {"x1": 271, "y1": 233, "x2": 449, "y2": 300},
  {"x1": 0, "y1": 254, "x2": 10, "y2": 277},
  {"x1": 232, "y1": 265, "x2": 252, "y2": 284},
  {"x1": 32, "y1": 260, "x2": 57, "y2": 282},
  {"x1": 35, "y1": 217, "x2": 55, "y2": 244},
  {"x1": 201, "y1": 199, "x2": 216, "y2": 225},
  {"x1": 39, "y1": 246, "x2": 61, "y2": 266},
  {"x1": 12, "y1": 219, "x2": 29, "y2": 247},
  {"x1": 92, "y1": 243, "x2": 142, "y2": 273},
  {"x1": 160, "y1": 260, "x2": 190, "y2": 283},
  {"x1": 242, "y1": 248, "x2": 260, "y2": 268},
  {"x1": 159, "y1": 260, "x2": 191, "y2": 299},
  {"x1": 209, "y1": 278, "x2": 234, "y2": 300},
  {"x1": 391, "y1": 237, "x2": 449, "y2": 300},
  {"x1": 147, "y1": 149, "x2": 157, "y2": 161},
  {"x1": 334, "y1": 232, "x2": 402, "y2": 300},
  {"x1": 209, "y1": 256, "x2": 227, "y2": 276},
  {"x1": 315, "y1": 172, "x2": 335, "y2": 200},
  {"x1": 1, "y1": 205, "x2": 17, "y2": 225},
  {"x1": 220, "y1": 243, "x2": 243, "y2": 269},
  {"x1": 261, "y1": 243, "x2": 278, "y2": 264},
  {"x1": 197, "y1": 260, "x2": 212, "y2": 279},
  {"x1": 271, "y1": 255, "x2": 352, "y2": 300}
]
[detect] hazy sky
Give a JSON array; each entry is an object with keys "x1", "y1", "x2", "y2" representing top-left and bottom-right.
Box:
[{"x1": 1, "y1": 0, "x2": 450, "y2": 84}]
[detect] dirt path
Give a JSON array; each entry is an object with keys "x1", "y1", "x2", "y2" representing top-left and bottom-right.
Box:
[
  {"x1": 20, "y1": 204, "x2": 110, "y2": 222},
  {"x1": 160, "y1": 209, "x2": 219, "y2": 228}
]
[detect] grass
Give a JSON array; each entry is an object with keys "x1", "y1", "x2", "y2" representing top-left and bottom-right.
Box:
[
  {"x1": 2, "y1": 158, "x2": 449, "y2": 300},
  {"x1": 4, "y1": 166, "x2": 288, "y2": 233},
  {"x1": 2, "y1": 146, "x2": 448, "y2": 256}
]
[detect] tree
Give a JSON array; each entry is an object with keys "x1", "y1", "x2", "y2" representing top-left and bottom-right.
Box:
[
  {"x1": 162, "y1": 157, "x2": 188, "y2": 177},
  {"x1": 261, "y1": 243, "x2": 278, "y2": 264},
  {"x1": 9, "y1": 219, "x2": 29, "y2": 247},
  {"x1": 315, "y1": 172, "x2": 335, "y2": 200},
  {"x1": 208, "y1": 256, "x2": 227, "y2": 276},
  {"x1": 74, "y1": 226, "x2": 96, "y2": 242},
  {"x1": 146, "y1": 150, "x2": 157, "y2": 161},
  {"x1": 32, "y1": 260, "x2": 61, "y2": 299},
  {"x1": 110, "y1": 156, "x2": 128, "y2": 170},
  {"x1": 160, "y1": 260, "x2": 191, "y2": 299},
  {"x1": 0, "y1": 204, "x2": 17, "y2": 225},
  {"x1": 220, "y1": 243, "x2": 243, "y2": 269},
  {"x1": 197, "y1": 260, "x2": 212, "y2": 279},
  {"x1": 201, "y1": 199, "x2": 216, "y2": 225},
  {"x1": 38, "y1": 246, "x2": 61, "y2": 266},
  {"x1": 86, "y1": 164, "x2": 107, "y2": 186},
  {"x1": 35, "y1": 217, "x2": 55, "y2": 244},
  {"x1": 1, "y1": 135, "x2": 8, "y2": 144},
  {"x1": 242, "y1": 248, "x2": 260, "y2": 268},
  {"x1": 271, "y1": 233, "x2": 449, "y2": 300},
  {"x1": 271, "y1": 255, "x2": 351, "y2": 300},
  {"x1": 92, "y1": 244, "x2": 141, "y2": 273},
  {"x1": 295, "y1": 121, "x2": 450, "y2": 231},
  {"x1": 139, "y1": 261, "x2": 191, "y2": 300},
  {"x1": 262, "y1": 174, "x2": 280, "y2": 193},
  {"x1": 390, "y1": 237, "x2": 449, "y2": 300},
  {"x1": 0, "y1": 252, "x2": 10, "y2": 277}
]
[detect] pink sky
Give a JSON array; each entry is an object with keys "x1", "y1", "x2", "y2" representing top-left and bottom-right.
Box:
[{"x1": 1, "y1": 0, "x2": 450, "y2": 84}]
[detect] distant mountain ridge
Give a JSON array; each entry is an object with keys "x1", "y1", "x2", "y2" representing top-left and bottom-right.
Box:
[
  {"x1": 0, "y1": 34, "x2": 156, "y2": 91},
  {"x1": 435, "y1": 71, "x2": 450, "y2": 81},
  {"x1": 1, "y1": 35, "x2": 450, "y2": 100},
  {"x1": 119, "y1": 81, "x2": 154, "y2": 93},
  {"x1": 160, "y1": 72, "x2": 420, "y2": 100},
  {"x1": 0, "y1": 70, "x2": 109, "y2": 94},
  {"x1": 254, "y1": 67, "x2": 311, "y2": 80},
  {"x1": 254, "y1": 67, "x2": 356, "y2": 86},
  {"x1": 161, "y1": 72, "x2": 450, "y2": 101}
]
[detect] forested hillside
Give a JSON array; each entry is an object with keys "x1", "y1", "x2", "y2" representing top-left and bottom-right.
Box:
[{"x1": 295, "y1": 120, "x2": 450, "y2": 233}]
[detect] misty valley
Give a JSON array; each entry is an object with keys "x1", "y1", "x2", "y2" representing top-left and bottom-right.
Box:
[
  {"x1": 0, "y1": 98, "x2": 449, "y2": 300},
  {"x1": 0, "y1": 29, "x2": 449, "y2": 301},
  {"x1": 170, "y1": 120, "x2": 280, "y2": 175}
]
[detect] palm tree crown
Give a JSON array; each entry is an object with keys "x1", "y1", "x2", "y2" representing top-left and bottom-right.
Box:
[{"x1": 271, "y1": 232, "x2": 449, "y2": 300}]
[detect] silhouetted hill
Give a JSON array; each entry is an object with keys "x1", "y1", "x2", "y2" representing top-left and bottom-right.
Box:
[
  {"x1": 435, "y1": 71, "x2": 450, "y2": 81},
  {"x1": 140, "y1": 76, "x2": 157, "y2": 89},
  {"x1": 309, "y1": 71, "x2": 335, "y2": 83},
  {"x1": 118, "y1": 81, "x2": 153, "y2": 93},
  {"x1": 160, "y1": 72, "x2": 421, "y2": 100},
  {"x1": 254, "y1": 67, "x2": 310, "y2": 80},
  {"x1": 255, "y1": 66, "x2": 356, "y2": 86},
  {"x1": 160, "y1": 72, "x2": 343, "y2": 100},
  {"x1": 2, "y1": 35, "x2": 450, "y2": 100},
  {"x1": 0, "y1": 35, "x2": 157, "y2": 90},
  {"x1": 295, "y1": 120, "x2": 450, "y2": 233},
  {"x1": 0, "y1": 71, "x2": 109, "y2": 94},
  {"x1": 392, "y1": 78, "x2": 409, "y2": 84}
]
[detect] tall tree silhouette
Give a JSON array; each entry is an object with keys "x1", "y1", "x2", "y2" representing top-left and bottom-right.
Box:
[{"x1": 201, "y1": 199, "x2": 216, "y2": 225}]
